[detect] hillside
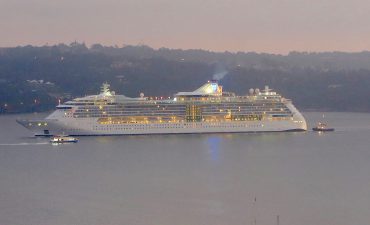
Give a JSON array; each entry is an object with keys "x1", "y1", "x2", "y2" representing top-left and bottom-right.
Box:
[{"x1": 1, "y1": 43, "x2": 370, "y2": 113}]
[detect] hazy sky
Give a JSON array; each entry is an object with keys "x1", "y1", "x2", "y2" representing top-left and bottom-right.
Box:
[{"x1": 1, "y1": 0, "x2": 370, "y2": 54}]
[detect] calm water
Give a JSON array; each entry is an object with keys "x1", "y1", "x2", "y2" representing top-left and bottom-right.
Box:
[{"x1": 1, "y1": 112, "x2": 370, "y2": 225}]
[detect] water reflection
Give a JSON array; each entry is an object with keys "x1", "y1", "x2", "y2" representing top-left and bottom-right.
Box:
[
  {"x1": 1, "y1": 112, "x2": 370, "y2": 225},
  {"x1": 207, "y1": 136, "x2": 221, "y2": 162}
]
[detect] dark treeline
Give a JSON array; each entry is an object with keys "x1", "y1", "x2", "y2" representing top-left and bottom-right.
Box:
[{"x1": 0, "y1": 43, "x2": 370, "y2": 113}]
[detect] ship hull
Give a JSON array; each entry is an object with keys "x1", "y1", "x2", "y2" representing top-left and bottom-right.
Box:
[{"x1": 17, "y1": 117, "x2": 307, "y2": 136}]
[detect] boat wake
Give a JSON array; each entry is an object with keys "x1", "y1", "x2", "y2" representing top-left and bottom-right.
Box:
[{"x1": 0, "y1": 142, "x2": 49, "y2": 146}]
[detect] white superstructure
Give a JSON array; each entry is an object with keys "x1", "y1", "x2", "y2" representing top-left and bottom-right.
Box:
[{"x1": 17, "y1": 81, "x2": 307, "y2": 136}]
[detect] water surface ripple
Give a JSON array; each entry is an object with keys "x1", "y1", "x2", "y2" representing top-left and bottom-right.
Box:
[{"x1": 0, "y1": 112, "x2": 369, "y2": 225}]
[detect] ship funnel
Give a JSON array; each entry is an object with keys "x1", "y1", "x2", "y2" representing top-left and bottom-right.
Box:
[
  {"x1": 175, "y1": 81, "x2": 223, "y2": 97},
  {"x1": 264, "y1": 85, "x2": 271, "y2": 92}
]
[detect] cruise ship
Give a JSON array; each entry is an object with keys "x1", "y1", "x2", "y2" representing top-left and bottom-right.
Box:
[{"x1": 17, "y1": 81, "x2": 307, "y2": 136}]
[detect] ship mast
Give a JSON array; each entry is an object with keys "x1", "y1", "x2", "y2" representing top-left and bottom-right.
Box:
[
  {"x1": 101, "y1": 82, "x2": 110, "y2": 94},
  {"x1": 100, "y1": 82, "x2": 113, "y2": 97},
  {"x1": 252, "y1": 196, "x2": 257, "y2": 225}
]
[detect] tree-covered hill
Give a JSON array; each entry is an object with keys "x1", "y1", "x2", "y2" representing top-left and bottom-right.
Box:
[{"x1": 1, "y1": 43, "x2": 370, "y2": 113}]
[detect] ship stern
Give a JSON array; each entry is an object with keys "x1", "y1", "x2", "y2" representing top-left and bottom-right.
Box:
[{"x1": 16, "y1": 119, "x2": 54, "y2": 136}]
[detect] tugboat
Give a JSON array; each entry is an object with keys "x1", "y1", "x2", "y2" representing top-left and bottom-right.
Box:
[
  {"x1": 50, "y1": 135, "x2": 78, "y2": 143},
  {"x1": 312, "y1": 122, "x2": 334, "y2": 132}
]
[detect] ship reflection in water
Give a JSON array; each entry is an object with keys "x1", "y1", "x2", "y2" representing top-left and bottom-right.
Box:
[{"x1": 207, "y1": 136, "x2": 221, "y2": 162}]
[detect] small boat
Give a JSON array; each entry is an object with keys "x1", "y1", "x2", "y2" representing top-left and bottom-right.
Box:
[
  {"x1": 50, "y1": 135, "x2": 78, "y2": 143},
  {"x1": 312, "y1": 122, "x2": 334, "y2": 132}
]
